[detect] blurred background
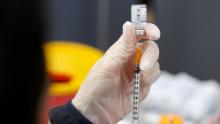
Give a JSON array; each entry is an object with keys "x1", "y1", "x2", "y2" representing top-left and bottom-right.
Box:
[
  {"x1": 40, "y1": 0, "x2": 220, "y2": 124},
  {"x1": 43, "y1": 0, "x2": 220, "y2": 81}
]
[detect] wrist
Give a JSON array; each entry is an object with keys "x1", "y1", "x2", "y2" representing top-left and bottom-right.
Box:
[
  {"x1": 72, "y1": 94, "x2": 92, "y2": 113},
  {"x1": 72, "y1": 97, "x2": 99, "y2": 124},
  {"x1": 72, "y1": 97, "x2": 112, "y2": 124}
]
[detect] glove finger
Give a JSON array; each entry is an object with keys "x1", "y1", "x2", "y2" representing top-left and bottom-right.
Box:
[
  {"x1": 140, "y1": 40, "x2": 159, "y2": 72},
  {"x1": 143, "y1": 23, "x2": 161, "y2": 40},
  {"x1": 124, "y1": 59, "x2": 160, "y2": 94},
  {"x1": 141, "y1": 62, "x2": 160, "y2": 86},
  {"x1": 126, "y1": 62, "x2": 159, "y2": 95},
  {"x1": 103, "y1": 21, "x2": 137, "y2": 66},
  {"x1": 126, "y1": 63, "x2": 160, "y2": 105},
  {"x1": 140, "y1": 63, "x2": 160, "y2": 101}
]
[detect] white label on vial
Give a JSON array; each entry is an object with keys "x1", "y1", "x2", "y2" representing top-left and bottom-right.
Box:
[{"x1": 131, "y1": 4, "x2": 147, "y2": 30}]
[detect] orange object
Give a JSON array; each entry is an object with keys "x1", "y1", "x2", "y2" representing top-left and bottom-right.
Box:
[
  {"x1": 135, "y1": 47, "x2": 142, "y2": 65},
  {"x1": 160, "y1": 114, "x2": 184, "y2": 124},
  {"x1": 135, "y1": 41, "x2": 146, "y2": 65}
]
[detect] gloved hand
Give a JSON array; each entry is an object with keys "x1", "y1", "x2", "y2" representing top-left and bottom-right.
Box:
[{"x1": 72, "y1": 21, "x2": 161, "y2": 124}]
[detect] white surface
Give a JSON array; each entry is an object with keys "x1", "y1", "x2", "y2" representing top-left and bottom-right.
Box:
[{"x1": 117, "y1": 71, "x2": 220, "y2": 124}]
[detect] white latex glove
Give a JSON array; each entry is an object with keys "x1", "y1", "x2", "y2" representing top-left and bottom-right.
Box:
[{"x1": 72, "y1": 21, "x2": 161, "y2": 124}]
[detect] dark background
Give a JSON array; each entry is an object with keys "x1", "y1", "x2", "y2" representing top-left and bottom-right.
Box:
[{"x1": 44, "y1": 0, "x2": 220, "y2": 81}]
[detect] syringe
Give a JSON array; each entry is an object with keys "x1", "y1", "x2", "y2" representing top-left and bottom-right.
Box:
[{"x1": 131, "y1": 4, "x2": 147, "y2": 124}]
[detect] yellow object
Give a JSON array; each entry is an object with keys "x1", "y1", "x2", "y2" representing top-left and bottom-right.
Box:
[
  {"x1": 160, "y1": 114, "x2": 184, "y2": 124},
  {"x1": 44, "y1": 41, "x2": 103, "y2": 96}
]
